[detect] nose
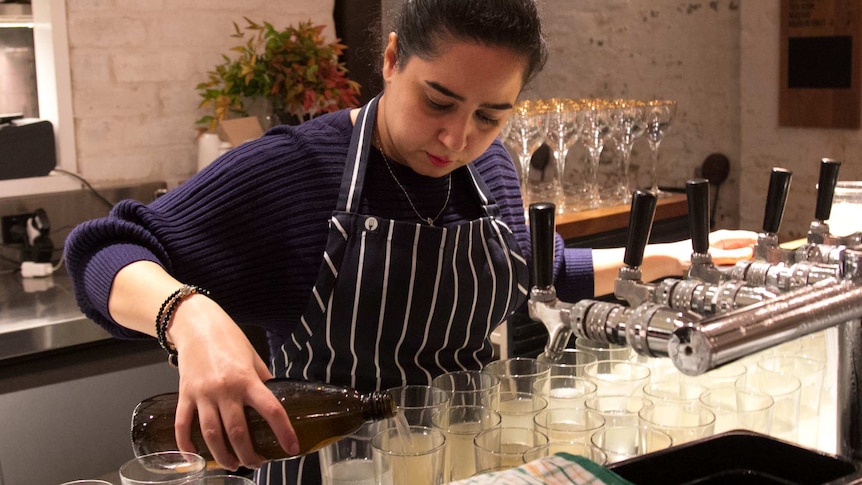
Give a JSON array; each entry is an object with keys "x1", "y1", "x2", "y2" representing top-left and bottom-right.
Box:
[{"x1": 437, "y1": 115, "x2": 470, "y2": 152}]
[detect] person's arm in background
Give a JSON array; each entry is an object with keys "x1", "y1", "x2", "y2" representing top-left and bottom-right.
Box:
[{"x1": 591, "y1": 229, "x2": 757, "y2": 297}]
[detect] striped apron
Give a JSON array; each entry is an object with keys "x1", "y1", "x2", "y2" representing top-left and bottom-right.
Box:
[{"x1": 257, "y1": 95, "x2": 529, "y2": 484}]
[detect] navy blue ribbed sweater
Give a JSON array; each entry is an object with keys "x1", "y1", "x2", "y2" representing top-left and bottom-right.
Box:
[{"x1": 64, "y1": 109, "x2": 594, "y2": 359}]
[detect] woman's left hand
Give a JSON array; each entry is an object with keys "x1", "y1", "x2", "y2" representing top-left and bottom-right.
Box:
[{"x1": 705, "y1": 229, "x2": 757, "y2": 265}]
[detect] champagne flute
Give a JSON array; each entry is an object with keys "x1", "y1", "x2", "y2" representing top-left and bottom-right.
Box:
[
  {"x1": 544, "y1": 98, "x2": 581, "y2": 214},
  {"x1": 503, "y1": 100, "x2": 547, "y2": 207},
  {"x1": 610, "y1": 99, "x2": 647, "y2": 204},
  {"x1": 577, "y1": 99, "x2": 613, "y2": 209},
  {"x1": 644, "y1": 100, "x2": 677, "y2": 197}
]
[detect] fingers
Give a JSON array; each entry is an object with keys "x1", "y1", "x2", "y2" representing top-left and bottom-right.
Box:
[
  {"x1": 712, "y1": 246, "x2": 754, "y2": 266},
  {"x1": 247, "y1": 382, "x2": 300, "y2": 457},
  {"x1": 709, "y1": 229, "x2": 758, "y2": 250}
]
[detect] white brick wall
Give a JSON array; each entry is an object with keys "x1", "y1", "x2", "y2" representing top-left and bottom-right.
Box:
[
  {"x1": 66, "y1": 0, "x2": 336, "y2": 187},
  {"x1": 66, "y1": 0, "x2": 862, "y2": 237}
]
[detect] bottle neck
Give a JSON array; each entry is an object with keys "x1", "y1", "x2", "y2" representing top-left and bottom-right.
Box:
[{"x1": 363, "y1": 391, "x2": 396, "y2": 421}]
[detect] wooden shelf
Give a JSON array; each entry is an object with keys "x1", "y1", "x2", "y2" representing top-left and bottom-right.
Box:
[{"x1": 553, "y1": 193, "x2": 688, "y2": 240}]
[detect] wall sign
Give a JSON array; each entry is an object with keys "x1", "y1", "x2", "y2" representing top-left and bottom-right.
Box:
[{"x1": 780, "y1": 0, "x2": 861, "y2": 128}]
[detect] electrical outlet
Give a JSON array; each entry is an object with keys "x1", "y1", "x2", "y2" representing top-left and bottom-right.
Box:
[{"x1": 1, "y1": 213, "x2": 34, "y2": 245}]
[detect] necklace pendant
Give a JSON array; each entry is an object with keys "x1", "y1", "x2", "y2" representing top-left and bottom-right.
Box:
[{"x1": 426, "y1": 217, "x2": 434, "y2": 226}]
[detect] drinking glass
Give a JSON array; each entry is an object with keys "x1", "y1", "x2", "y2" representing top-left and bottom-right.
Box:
[
  {"x1": 533, "y1": 408, "x2": 605, "y2": 445},
  {"x1": 642, "y1": 374, "x2": 708, "y2": 405},
  {"x1": 119, "y1": 451, "x2": 206, "y2": 485},
  {"x1": 575, "y1": 337, "x2": 631, "y2": 362},
  {"x1": 736, "y1": 369, "x2": 801, "y2": 443},
  {"x1": 386, "y1": 385, "x2": 451, "y2": 427},
  {"x1": 576, "y1": 99, "x2": 614, "y2": 208},
  {"x1": 431, "y1": 405, "x2": 502, "y2": 481},
  {"x1": 585, "y1": 395, "x2": 654, "y2": 428},
  {"x1": 686, "y1": 361, "x2": 747, "y2": 391},
  {"x1": 590, "y1": 425, "x2": 673, "y2": 464},
  {"x1": 698, "y1": 386, "x2": 774, "y2": 434},
  {"x1": 483, "y1": 357, "x2": 550, "y2": 395},
  {"x1": 542, "y1": 441, "x2": 608, "y2": 465},
  {"x1": 59, "y1": 481, "x2": 113, "y2": 485},
  {"x1": 431, "y1": 370, "x2": 500, "y2": 408},
  {"x1": 643, "y1": 99, "x2": 677, "y2": 196},
  {"x1": 495, "y1": 391, "x2": 548, "y2": 430},
  {"x1": 537, "y1": 348, "x2": 598, "y2": 377},
  {"x1": 757, "y1": 355, "x2": 825, "y2": 448},
  {"x1": 584, "y1": 360, "x2": 651, "y2": 397},
  {"x1": 473, "y1": 427, "x2": 549, "y2": 472},
  {"x1": 319, "y1": 419, "x2": 391, "y2": 485},
  {"x1": 532, "y1": 375, "x2": 597, "y2": 410},
  {"x1": 502, "y1": 100, "x2": 547, "y2": 206},
  {"x1": 544, "y1": 98, "x2": 581, "y2": 214},
  {"x1": 637, "y1": 401, "x2": 715, "y2": 445},
  {"x1": 609, "y1": 99, "x2": 646, "y2": 203},
  {"x1": 179, "y1": 477, "x2": 256, "y2": 485},
  {"x1": 372, "y1": 426, "x2": 446, "y2": 485}
]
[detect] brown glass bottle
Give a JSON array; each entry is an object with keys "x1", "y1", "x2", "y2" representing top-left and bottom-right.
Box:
[{"x1": 131, "y1": 379, "x2": 395, "y2": 462}]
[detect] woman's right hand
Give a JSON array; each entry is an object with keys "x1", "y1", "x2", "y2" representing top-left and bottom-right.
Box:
[
  {"x1": 107, "y1": 261, "x2": 298, "y2": 470},
  {"x1": 168, "y1": 293, "x2": 299, "y2": 470}
]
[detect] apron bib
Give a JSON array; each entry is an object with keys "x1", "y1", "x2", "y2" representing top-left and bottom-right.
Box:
[{"x1": 258, "y1": 95, "x2": 528, "y2": 485}]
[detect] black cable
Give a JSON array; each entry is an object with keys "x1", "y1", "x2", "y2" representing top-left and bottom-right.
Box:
[{"x1": 50, "y1": 168, "x2": 115, "y2": 209}]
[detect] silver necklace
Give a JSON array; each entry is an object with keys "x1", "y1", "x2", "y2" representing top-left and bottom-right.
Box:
[{"x1": 376, "y1": 134, "x2": 452, "y2": 226}]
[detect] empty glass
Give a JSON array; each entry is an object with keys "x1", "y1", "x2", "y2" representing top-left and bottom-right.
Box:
[
  {"x1": 483, "y1": 357, "x2": 550, "y2": 395},
  {"x1": 119, "y1": 451, "x2": 206, "y2": 485},
  {"x1": 543, "y1": 98, "x2": 581, "y2": 214},
  {"x1": 502, "y1": 101, "x2": 547, "y2": 205},
  {"x1": 386, "y1": 385, "x2": 451, "y2": 427},
  {"x1": 431, "y1": 370, "x2": 500, "y2": 408},
  {"x1": 643, "y1": 99, "x2": 677, "y2": 196},
  {"x1": 736, "y1": 369, "x2": 801, "y2": 443},
  {"x1": 699, "y1": 386, "x2": 774, "y2": 435},
  {"x1": 575, "y1": 337, "x2": 631, "y2": 362},
  {"x1": 609, "y1": 99, "x2": 646, "y2": 204}
]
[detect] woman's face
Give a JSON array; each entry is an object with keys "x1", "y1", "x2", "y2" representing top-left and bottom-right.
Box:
[{"x1": 377, "y1": 33, "x2": 527, "y2": 178}]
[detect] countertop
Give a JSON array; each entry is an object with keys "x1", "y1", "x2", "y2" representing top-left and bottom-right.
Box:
[
  {"x1": 554, "y1": 193, "x2": 688, "y2": 240},
  {"x1": 0, "y1": 269, "x2": 111, "y2": 361}
]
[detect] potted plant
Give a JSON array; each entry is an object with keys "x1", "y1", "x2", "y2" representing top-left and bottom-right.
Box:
[{"x1": 195, "y1": 18, "x2": 362, "y2": 132}]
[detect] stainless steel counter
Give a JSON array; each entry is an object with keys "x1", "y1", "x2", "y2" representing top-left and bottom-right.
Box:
[{"x1": 0, "y1": 270, "x2": 111, "y2": 361}]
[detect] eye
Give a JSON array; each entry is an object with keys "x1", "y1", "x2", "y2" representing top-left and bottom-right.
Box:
[
  {"x1": 426, "y1": 96, "x2": 453, "y2": 111},
  {"x1": 476, "y1": 111, "x2": 501, "y2": 127}
]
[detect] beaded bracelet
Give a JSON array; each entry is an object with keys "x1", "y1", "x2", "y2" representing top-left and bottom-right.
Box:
[{"x1": 155, "y1": 284, "x2": 210, "y2": 367}]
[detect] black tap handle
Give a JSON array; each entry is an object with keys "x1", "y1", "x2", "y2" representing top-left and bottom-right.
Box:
[
  {"x1": 815, "y1": 158, "x2": 842, "y2": 222},
  {"x1": 762, "y1": 168, "x2": 792, "y2": 234},
  {"x1": 624, "y1": 190, "x2": 657, "y2": 268},
  {"x1": 686, "y1": 178, "x2": 710, "y2": 254},
  {"x1": 530, "y1": 202, "x2": 556, "y2": 290}
]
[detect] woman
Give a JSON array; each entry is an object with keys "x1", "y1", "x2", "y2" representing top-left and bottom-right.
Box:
[{"x1": 65, "y1": 0, "x2": 753, "y2": 482}]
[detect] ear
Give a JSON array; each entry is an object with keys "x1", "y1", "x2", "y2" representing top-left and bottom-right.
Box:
[{"x1": 382, "y1": 32, "x2": 398, "y2": 83}]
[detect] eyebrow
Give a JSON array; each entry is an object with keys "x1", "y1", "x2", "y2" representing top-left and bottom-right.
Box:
[{"x1": 425, "y1": 81, "x2": 514, "y2": 111}]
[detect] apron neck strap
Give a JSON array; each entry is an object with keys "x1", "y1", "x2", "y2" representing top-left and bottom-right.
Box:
[{"x1": 337, "y1": 93, "x2": 502, "y2": 219}]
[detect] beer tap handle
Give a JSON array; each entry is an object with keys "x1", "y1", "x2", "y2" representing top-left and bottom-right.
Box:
[
  {"x1": 529, "y1": 202, "x2": 556, "y2": 292},
  {"x1": 762, "y1": 168, "x2": 793, "y2": 235},
  {"x1": 687, "y1": 179, "x2": 710, "y2": 255},
  {"x1": 623, "y1": 190, "x2": 657, "y2": 269},
  {"x1": 815, "y1": 158, "x2": 841, "y2": 223}
]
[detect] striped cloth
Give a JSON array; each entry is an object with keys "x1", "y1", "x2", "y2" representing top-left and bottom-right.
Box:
[{"x1": 451, "y1": 453, "x2": 635, "y2": 485}]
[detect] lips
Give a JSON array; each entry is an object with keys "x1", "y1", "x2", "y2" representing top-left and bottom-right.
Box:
[{"x1": 427, "y1": 153, "x2": 454, "y2": 168}]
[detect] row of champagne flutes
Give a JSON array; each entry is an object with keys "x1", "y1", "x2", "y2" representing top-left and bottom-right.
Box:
[
  {"x1": 501, "y1": 97, "x2": 677, "y2": 214},
  {"x1": 322, "y1": 329, "x2": 830, "y2": 484}
]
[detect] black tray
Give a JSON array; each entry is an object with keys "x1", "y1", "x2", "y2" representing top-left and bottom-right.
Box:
[{"x1": 607, "y1": 430, "x2": 861, "y2": 485}]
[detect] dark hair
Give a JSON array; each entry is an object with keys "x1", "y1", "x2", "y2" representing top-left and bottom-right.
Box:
[{"x1": 390, "y1": 0, "x2": 548, "y2": 85}]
